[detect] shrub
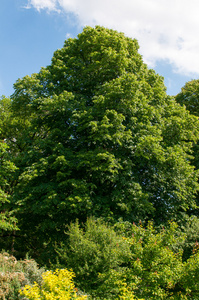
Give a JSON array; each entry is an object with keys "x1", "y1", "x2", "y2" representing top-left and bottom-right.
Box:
[
  {"x1": 103, "y1": 221, "x2": 199, "y2": 299},
  {"x1": 0, "y1": 252, "x2": 44, "y2": 300},
  {"x1": 55, "y1": 217, "x2": 131, "y2": 295},
  {"x1": 19, "y1": 268, "x2": 87, "y2": 300},
  {"x1": 55, "y1": 218, "x2": 199, "y2": 299}
]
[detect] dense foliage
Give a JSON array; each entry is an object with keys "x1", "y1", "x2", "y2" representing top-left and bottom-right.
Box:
[
  {"x1": 0, "y1": 26, "x2": 199, "y2": 299},
  {"x1": 55, "y1": 218, "x2": 199, "y2": 299},
  {"x1": 176, "y1": 80, "x2": 199, "y2": 214},
  {"x1": 0, "y1": 252, "x2": 44, "y2": 300},
  {"x1": 0, "y1": 140, "x2": 18, "y2": 234},
  {"x1": 20, "y1": 269, "x2": 87, "y2": 300}
]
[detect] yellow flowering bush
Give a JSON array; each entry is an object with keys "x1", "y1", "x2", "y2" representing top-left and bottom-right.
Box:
[{"x1": 19, "y1": 268, "x2": 87, "y2": 300}]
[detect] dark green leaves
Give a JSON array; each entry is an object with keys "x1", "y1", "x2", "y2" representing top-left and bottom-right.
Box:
[{"x1": 3, "y1": 26, "x2": 199, "y2": 256}]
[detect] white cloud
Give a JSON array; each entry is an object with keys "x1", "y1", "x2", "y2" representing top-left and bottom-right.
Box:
[
  {"x1": 25, "y1": 0, "x2": 61, "y2": 12},
  {"x1": 26, "y1": 0, "x2": 199, "y2": 76}
]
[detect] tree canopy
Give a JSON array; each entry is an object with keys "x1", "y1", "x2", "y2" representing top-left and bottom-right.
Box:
[
  {"x1": 176, "y1": 79, "x2": 199, "y2": 116},
  {"x1": 1, "y1": 26, "x2": 199, "y2": 256},
  {"x1": 176, "y1": 80, "x2": 199, "y2": 216}
]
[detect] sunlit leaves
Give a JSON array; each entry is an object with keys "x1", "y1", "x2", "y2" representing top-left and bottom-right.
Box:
[{"x1": 4, "y1": 26, "x2": 199, "y2": 258}]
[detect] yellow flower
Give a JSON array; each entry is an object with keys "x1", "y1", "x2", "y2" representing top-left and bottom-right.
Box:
[{"x1": 19, "y1": 268, "x2": 87, "y2": 300}]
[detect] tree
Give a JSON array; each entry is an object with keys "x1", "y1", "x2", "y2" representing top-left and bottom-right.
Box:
[
  {"x1": 0, "y1": 140, "x2": 18, "y2": 234},
  {"x1": 175, "y1": 79, "x2": 199, "y2": 116},
  {"x1": 0, "y1": 97, "x2": 18, "y2": 250},
  {"x1": 6, "y1": 26, "x2": 199, "y2": 258},
  {"x1": 176, "y1": 80, "x2": 199, "y2": 216}
]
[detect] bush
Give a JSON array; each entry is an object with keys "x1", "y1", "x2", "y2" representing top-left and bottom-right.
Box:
[
  {"x1": 55, "y1": 217, "x2": 131, "y2": 295},
  {"x1": 55, "y1": 218, "x2": 199, "y2": 299},
  {"x1": 0, "y1": 252, "x2": 44, "y2": 300},
  {"x1": 19, "y1": 268, "x2": 87, "y2": 300},
  {"x1": 102, "y1": 221, "x2": 199, "y2": 299}
]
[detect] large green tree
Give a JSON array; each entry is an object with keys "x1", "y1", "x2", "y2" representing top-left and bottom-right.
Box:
[
  {"x1": 5, "y1": 26, "x2": 199, "y2": 256},
  {"x1": 176, "y1": 79, "x2": 199, "y2": 216}
]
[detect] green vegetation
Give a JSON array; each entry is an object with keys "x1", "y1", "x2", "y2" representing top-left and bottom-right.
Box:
[
  {"x1": 54, "y1": 218, "x2": 199, "y2": 299},
  {"x1": 0, "y1": 252, "x2": 44, "y2": 300},
  {"x1": 19, "y1": 269, "x2": 87, "y2": 300},
  {"x1": 0, "y1": 140, "x2": 18, "y2": 234},
  {"x1": 1, "y1": 26, "x2": 199, "y2": 299}
]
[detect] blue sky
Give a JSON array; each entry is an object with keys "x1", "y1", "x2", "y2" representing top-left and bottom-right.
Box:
[{"x1": 1, "y1": 0, "x2": 198, "y2": 97}]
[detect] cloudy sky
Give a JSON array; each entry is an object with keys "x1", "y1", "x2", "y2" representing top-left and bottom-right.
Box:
[{"x1": 1, "y1": 0, "x2": 199, "y2": 97}]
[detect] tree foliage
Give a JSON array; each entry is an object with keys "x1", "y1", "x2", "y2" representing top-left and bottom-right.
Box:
[
  {"x1": 176, "y1": 80, "x2": 199, "y2": 212},
  {"x1": 1, "y1": 25, "x2": 199, "y2": 299},
  {"x1": 0, "y1": 140, "x2": 18, "y2": 234},
  {"x1": 1, "y1": 26, "x2": 198, "y2": 257},
  {"x1": 175, "y1": 79, "x2": 199, "y2": 116}
]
